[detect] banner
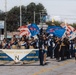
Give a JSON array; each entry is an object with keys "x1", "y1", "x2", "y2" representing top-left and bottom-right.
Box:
[
  {"x1": 61, "y1": 23, "x2": 75, "y2": 36},
  {"x1": 46, "y1": 26, "x2": 66, "y2": 38},
  {"x1": 0, "y1": 49, "x2": 39, "y2": 62},
  {"x1": 28, "y1": 23, "x2": 40, "y2": 36},
  {"x1": 68, "y1": 30, "x2": 76, "y2": 40}
]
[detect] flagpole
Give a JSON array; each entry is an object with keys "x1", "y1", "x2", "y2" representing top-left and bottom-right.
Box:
[
  {"x1": 20, "y1": 0, "x2": 22, "y2": 26},
  {"x1": 40, "y1": 12, "x2": 41, "y2": 24},
  {"x1": 4, "y1": 0, "x2": 7, "y2": 38}
]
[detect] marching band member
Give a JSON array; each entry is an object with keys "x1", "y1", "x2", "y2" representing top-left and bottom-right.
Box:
[
  {"x1": 47, "y1": 34, "x2": 53, "y2": 58},
  {"x1": 1, "y1": 38, "x2": 8, "y2": 49},
  {"x1": 54, "y1": 37, "x2": 61, "y2": 61},
  {"x1": 59, "y1": 38, "x2": 66, "y2": 61},
  {"x1": 10, "y1": 35, "x2": 18, "y2": 49},
  {"x1": 18, "y1": 36, "x2": 27, "y2": 49}
]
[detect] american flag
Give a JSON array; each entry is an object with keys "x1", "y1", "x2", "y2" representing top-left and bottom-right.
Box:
[
  {"x1": 60, "y1": 23, "x2": 75, "y2": 36},
  {"x1": 18, "y1": 26, "x2": 29, "y2": 31},
  {"x1": 60, "y1": 23, "x2": 76, "y2": 40},
  {"x1": 19, "y1": 30, "x2": 30, "y2": 36},
  {"x1": 18, "y1": 25, "x2": 30, "y2": 36},
  {"x1": 68, "y1": 30, "x2": 76, "y2": 40}
]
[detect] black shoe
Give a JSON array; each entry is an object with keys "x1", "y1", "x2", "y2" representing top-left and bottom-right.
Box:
[
  {"x1": 57, "y1": 60, "x2": 60, "y2": 62},
  {"x1": 44, "y1": 63, "x2": 47, "y2": 65},
  {"x1": 40, "y1": 64, "x2": 44, "y2": 66},
  {"x1": 50, "y1": 57, "x2": 53, "y2": 59},
  {"x1": 61, "y1": 58, "x2": 65, "y2": 61}
]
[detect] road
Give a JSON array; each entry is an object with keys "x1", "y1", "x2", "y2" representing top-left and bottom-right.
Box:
[{"x1": 0, "y1": 58, "x2": 76, "y2": 75}]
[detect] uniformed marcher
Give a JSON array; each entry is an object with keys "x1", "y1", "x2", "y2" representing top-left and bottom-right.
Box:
[
  {"x1": 30, "y1": 37, "x2": 37, "y2": 49},
  {"x1": 18, "y1": 36, "x2": 27, "y2": 49},
  {"x1": 10, "y1": 35, "x2": 18, "y2": 49},
  {"x1": 74, "y1": 38, "x2": 76, "y2": 60},
  {"x1": 69, "y1": 40, "x2": 74, "y2": 58},
  {"x1": 47, "y1": 34, "x2": 53, "y2": 58},
  {"x1": 43, "y1": 34, "x2": 47, "y2": 65},
  {"x1": 65, "y1": 38, "x2": 70, "y2": 59},
  {"x1": 1, "y1": 38, "x2": 8, "y2": 49},
  {"x1": 54, "y1": 37, "x2": 61, "y2": 61},
  {"x1": 38, "y1": 35, "x2": 44, "y2": 65},
  {"x1": 59, "y1": 38, "x2": 66, "y2": 61}
]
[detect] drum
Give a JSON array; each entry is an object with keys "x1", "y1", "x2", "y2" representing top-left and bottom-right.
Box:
[
  {"x1": 21, "y1": 46, "x2": 25, "y2": 49},
  {"x1": 29, "y1": 46, "x2": 34, "y2": 49},
  {"x1": 12, "y1": 45, "x2": 17, "y2": 49}
]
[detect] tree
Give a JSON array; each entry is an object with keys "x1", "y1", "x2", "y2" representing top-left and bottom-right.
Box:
[
  {"x1": 0, "y1": 12, "x2": 5, "y2": 20},
  {"x1": 5, "y1": 2, "x2": 47, "y2": 31},
  {"x1": 72, "y1": 23, "x2": 76, "y2": 28}
]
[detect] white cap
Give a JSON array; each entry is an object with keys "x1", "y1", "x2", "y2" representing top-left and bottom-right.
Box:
[
  {"x1": 49, "y1": 34, "x2": 53, "y2": 36},
  {"x1": 33, "y1": 35, "x2": 38, "y2": 39}
]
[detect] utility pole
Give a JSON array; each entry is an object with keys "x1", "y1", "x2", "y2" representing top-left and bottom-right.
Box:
[
  {"x1": 4, "y1": 0, "x2": 7, "y2": 38},
  {"x1": 20, "y1": 0, "x2": 22, "y2": 26},
  {"x1": 39, "y1": 12, "x2": 41, "y2": 24},
  {"x1": 40, "y1": 9, "x2": 46, "y2": 28},
  {"x1": 34, "y1": 11, "x2": 35, "y2": 23}
]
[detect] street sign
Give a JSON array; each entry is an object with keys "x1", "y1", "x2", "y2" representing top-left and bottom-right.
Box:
[{"x1": 0, "y1": 21, "x2": 4, "y2": 29}]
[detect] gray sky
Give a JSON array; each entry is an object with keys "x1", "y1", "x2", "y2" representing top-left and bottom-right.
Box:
[{"x1": 0, "y1": 0, "x2": 76, "y2": 23}]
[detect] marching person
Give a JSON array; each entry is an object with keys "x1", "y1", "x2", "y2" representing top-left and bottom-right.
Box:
[
  {"x1": 10, "y1": 35, "x2": 18, "y2": 49},
  {"x1": 38, "y1": 34, "x2": 47, "y2": 66},
  {"x1": 38, "y1": 35, "x2": 44, "y2": 65},
  {"x1": 65, "y1": 38, "x2": 70, "y2": 59},
  {"x1": 18, "y1": 36, "x2": 27, "y2": 49},
  {"x1": 1, "y1": 38, "x2": 8, "y2": 49},
  {"x1": 0, "y1": 41, "x2": 2, "y2": 49},
  {"x1": 43, "y1": 34, "x2": 47, "y2": 65},
  {"x1": 30, "y1": 37, "x2": 37, "y2": 49},
  {"x1": 69, "y1": 40, "x2": 75, "y2": 58},
  {"x1": 54, "y1": 37, "x2": 61, "y2": 61},
  {"x1": 74, "y1": 38, "x2": 76, "y2": 60},
  {"x1": 59, "y1": 38, "x2": 66, "y2": 61},
  {"x1": 47, "y1": 34, "x2": 53, "y2": 58}
]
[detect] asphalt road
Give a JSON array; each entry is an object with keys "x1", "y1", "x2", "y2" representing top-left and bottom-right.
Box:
[{"x1": 0, "y1": 58, "x2": 76, "y2": 75}]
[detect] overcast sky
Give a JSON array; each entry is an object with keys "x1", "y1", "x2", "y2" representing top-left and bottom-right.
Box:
[{"x1": 0, "y1": 0, "x2": 76, "y2": 23}]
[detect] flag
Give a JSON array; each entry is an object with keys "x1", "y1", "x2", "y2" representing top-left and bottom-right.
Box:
[
  {"x1": 28, "y1": 23, "x2": 39, "y2": 36},
  {"x1": 68, "y1": 30, "x2": 76, "y2": 40},
  {"x1": 19, "y1": 30, "x2": 30, "y2": 36},
  {"x1": 18, "y1": 25, "x2": 30, "y2": 36},
  {"x1": 18, "y1": 26, "x2": 28, "y2": 31},
  {"x1": 46, "y1": 26, "x2": 66, "y2": 38},
  {"x1": 61, "y1": 23, "x2": 75, "y2": 36}
]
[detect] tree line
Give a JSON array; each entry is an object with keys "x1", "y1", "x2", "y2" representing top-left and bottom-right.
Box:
[
  {"x1": 0, "y1": 2, "x2": 76, "y2": 31},
  {"x1": 0, "y1": 2, "x2": 47, "y2": 31}
]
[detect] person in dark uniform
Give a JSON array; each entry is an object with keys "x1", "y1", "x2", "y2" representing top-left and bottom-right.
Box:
[
  {"x1": 59, "y1": 38, "x2": 66, "y2": 61},
  {"x1": 1, "y1": 38, "x2": 8, "y2": 49},
  {"x1": 38, "y1": 35, "x2": 44, "y2": 65},
  {"x1": 69, "y1": 40, "x2": 74, "y2": 58},
  {"x1": 54, "y1": 37, "x2": 61, "y2": 61},
  {"x1": 42, "y1": 34, "x2": 47, "y2": 65},
  {"x1": 0, "y1": 41, "x2": 2, "y2": 49},
  {"x1": 30, "y1": 37, "x2": 37, "y2": 49},
  {"x1": 74, "y1": 38, "x2": 76, "y2": 60},
  {"x1": 65, "y1": 38, "x2": 70, "y2": 59},
  {"x1": 47, "y1": 34, "x2": 53, "y2": 58}
]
